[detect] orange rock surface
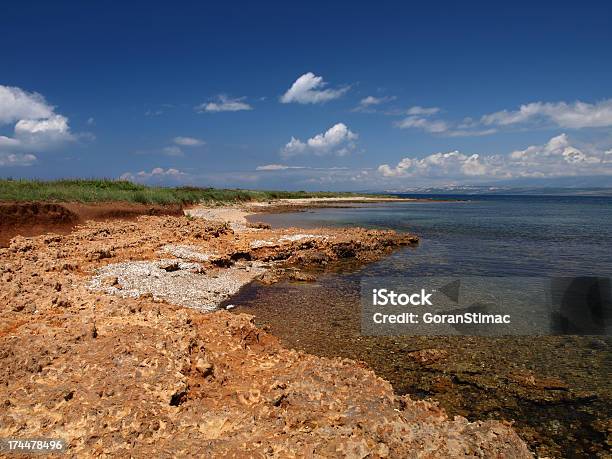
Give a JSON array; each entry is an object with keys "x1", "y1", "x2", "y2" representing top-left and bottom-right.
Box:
[{"x1": 0, "y1": 215, "x2": 531, "y2": 457}]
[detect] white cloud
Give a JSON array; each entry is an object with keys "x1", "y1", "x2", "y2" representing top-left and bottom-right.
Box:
[
  {"x1": 173, "y1": 136, "x2": 205, "y2": 146},
  {"x1": 0, "y1": 85, "x2": 74, "y2": 166},
  {"x1": 393, "y1": 99, "x2": 612, "y2": 137},
  {"x1": 283, "y1": 137, "x2": 307, "y2": 156},
  {"x1": 281, "y1": 123, "x2": 358, "y2": 158},
  {"x1": 378, "y1": 134, "x2": 612, "y2": 180},
  {"x1": 508, "y1": 133, "x2": 601, "y2": 170},
  {"x1": 196, "y1": 95, "x2": 252, "y2": 113},
  {"x1": 0, "y1": 85, "x2": 54, "y2": 124},
  {"x1": 481, "y1": 99, "x2": 612, "y2": 129},
  {"x1": 119, "y1": 167, "x2": 187, "y2": 183},
  {"x1": 354, "y1": 95, "x2": 396, "y2": 110},
  {"x1": 0, "y1": 153, "x2": 37, "y2": 167},
  {"x1": 405, "y1": 106, "x2": 440, "y2": 116},
  {"x1": 396, "y1": 116, "x2": 449, "y2": 133},
  {"x1": 156, "y1": 136, "x2": 205, "y2": 157},
  {"x1": 14, "y1": 114, "x2": 73, "y2": 144},
  {"x1": 395, "y1": 106, "x2": 449, "y2": 134},
  {"x1": 395, "y1": 113, "x2": 496, "y2": 136},
  {"x1": 307, "y1": 123, "x2": 357, "y2": 150},
  {"x1": 280, "y1": 72, "x2": 348, "y2": 104},
  {"x1": 361, "y1": 96, "x2": 387, "y2": 107},
  {"x1": 379, "y1": 151, "x2": 499, "y2": 178},
  {"x1": 353, "y1": 95, "x2": 397, "y2": 112}
]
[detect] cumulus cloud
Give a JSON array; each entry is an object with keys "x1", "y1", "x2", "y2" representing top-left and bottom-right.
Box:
[
  {"x1": 280, "y1": 72, "x2": 348, "y2": 104},
  {"x1": 119, "y1": 167, "x2": 187, "y2": 183},
  {"x1": 173, "y1": 136, "x2": 205, "y2": 146},
  {"x1": 379, "y1": 151, "x2": 499, "y2": 178},
  {"x1": 378, "y1": 134, "x2": 612, "y2": 180},
  {"x1": 0, "y1": 85, "x2": 74, "y2": 166},
  {"x1": 481, "y1": 99, "x2": 612, "y2": 128},
  {"x1": 507, "y1": 133, "x2": 602, "y2": 175},
  {"x1": 281, "y1": 123, "x2": 358, "y2": 158},
  {"x1": 13, "y1": 114, "x2": 73, "y2": 146},
  {"x1": 0, "y1": 86, "x2": 54, "y2": 124},
  {"x1": 196, "y1": 95, "x2": 252, "y2": 113}
]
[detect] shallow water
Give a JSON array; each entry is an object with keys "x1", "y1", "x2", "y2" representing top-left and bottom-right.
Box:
[{"x1": 234, "y1": 195, "x2": 612, "y2": 457}]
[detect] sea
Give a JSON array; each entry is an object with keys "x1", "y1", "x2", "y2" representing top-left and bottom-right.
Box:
[{"x1": 255, "y1": 194, "x2": 612, "y2": 279}]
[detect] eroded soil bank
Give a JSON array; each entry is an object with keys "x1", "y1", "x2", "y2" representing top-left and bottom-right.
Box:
[
  {"x1": 0, "y1": 207, "x2": 532, "y2": 457},
  {"x1": 0, "y1": 201, "x2": 184, "y2": 247}
]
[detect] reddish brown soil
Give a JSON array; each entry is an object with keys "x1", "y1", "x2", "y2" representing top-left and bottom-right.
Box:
[{"x1": 0, "y1": 202, "x2": 184, "y2": 247}]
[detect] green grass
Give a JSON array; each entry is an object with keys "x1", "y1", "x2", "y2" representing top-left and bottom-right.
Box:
[{"x1": 0, "y1": 179, "x2": 382, "y2": 205}]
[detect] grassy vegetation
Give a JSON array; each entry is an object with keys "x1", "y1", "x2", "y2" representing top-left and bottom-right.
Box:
[{"x1": 0, "y1": 179, "x2": 381, "y2": 205}]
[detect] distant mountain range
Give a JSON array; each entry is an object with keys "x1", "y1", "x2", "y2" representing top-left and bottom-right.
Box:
[
  {"x1": 384, "y1": 186, "x2": 612, "y2": 196},
  {"x1": 377, "y1": 175, "x2": 612, "y2": 196}
]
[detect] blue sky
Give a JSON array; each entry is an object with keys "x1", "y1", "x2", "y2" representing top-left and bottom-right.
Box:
[{"x1": 1, "y1": 1, "x2": 611, "y2": 190}]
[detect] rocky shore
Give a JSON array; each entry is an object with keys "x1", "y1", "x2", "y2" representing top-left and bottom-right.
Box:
[{"x1": 0, "y1": 201, "x2": 532, "y2": 457}]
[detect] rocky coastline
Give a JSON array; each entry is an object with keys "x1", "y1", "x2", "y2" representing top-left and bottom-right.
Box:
[{"x1": 0, "y1": 200, "x2": 532, "y2": 457}]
